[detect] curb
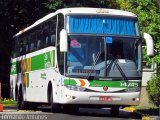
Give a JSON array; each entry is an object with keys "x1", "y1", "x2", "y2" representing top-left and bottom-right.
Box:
[
  {"x1": 123, "y1": 107, "x2": 159, "y2": 120},
  {"x1": 3, "y1": 104, "x2": 17, "y2": 107}
]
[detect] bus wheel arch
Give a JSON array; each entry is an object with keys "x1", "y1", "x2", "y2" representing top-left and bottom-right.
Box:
[
  {"x1": 47, "y1": 81, "x2": 52, "y2": 103},
  {"x1": 47, "y1": 81, "x2": 60, "y2": 113},
  {"x1": 15, "y1": 85, "x2": 18, "y2": 101},
  {"x1": 17, "y1": 84, "x2": 27, "y2": 110}
]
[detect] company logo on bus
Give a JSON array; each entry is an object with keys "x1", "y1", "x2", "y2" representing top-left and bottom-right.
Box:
[{"x1": 103, "y1": 86, "x2": 108, "y2": 91}]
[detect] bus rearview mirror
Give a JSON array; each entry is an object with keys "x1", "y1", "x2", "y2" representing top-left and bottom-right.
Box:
[
  {"x1": 143, "y1": 33, "x2": 154, "y2": 56},
  {"x1": 60, "y1": 29, "x2": 68, "y2": 52}
]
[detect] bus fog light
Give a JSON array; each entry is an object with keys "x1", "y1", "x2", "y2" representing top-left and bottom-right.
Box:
[
  {"x1": 135, "y1": 97, "x2": 140, "y2": 101},
  {"x1": 132, "y1": 97, "x2": 140, "y2": 101},
  {"x1": 65, "y1": 94, "x2": 76, "y2": 100},
  {"x1": 65, "y1": 94, "x2": 72, "y2": 99}
]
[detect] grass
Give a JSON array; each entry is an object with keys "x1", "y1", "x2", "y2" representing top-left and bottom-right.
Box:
[{"x1": 0, "y1": 98, "x2": 17, "y2": 105}]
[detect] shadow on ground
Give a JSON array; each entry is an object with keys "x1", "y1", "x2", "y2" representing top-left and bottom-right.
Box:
[
  {"x1": 40, "y1": 107, "x2": 142, "y2": 119},
  {"x1": 3, "y1": 106, "x2": 142, "y2": 119},
  {"x1": 136, "y1": 108, "x2": 159, "y2": 116}
]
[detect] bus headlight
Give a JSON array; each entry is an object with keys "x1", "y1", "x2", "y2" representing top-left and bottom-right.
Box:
[{"x1": 65, "y1": 85, "x2": 86, "y2": 91}]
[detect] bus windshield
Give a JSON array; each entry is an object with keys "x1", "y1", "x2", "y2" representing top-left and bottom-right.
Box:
[{"x1": 66, "y1": 35, "x2": 142, "y2": 80}]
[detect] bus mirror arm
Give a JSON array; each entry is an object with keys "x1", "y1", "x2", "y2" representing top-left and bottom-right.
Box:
[
  {"x1": 143, "y1": 33, "x2": 154, "y2": 56},
  {"x1": 60, "y1": 29, "x2": 68, "y2": 52}
]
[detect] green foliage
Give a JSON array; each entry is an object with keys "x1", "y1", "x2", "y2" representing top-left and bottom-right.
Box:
[
  {"x1": 46, "y1": 0, "x2": 117, "y2": 11},
  {"x1": 116, "y1": 0, "x2": 131, "y2": 10},
  {"x1": 0, "y1": 98, "x2": 17, "y2": 105},
  {"x1": 146, "y1": 74, "x2": 160, "y2": 107},
  {"x1": 116, "y1": 0, "x2": 160, "y2": 65},
  {"x1": 45, "y1": 0, "x2": 63, "y2": 10}
]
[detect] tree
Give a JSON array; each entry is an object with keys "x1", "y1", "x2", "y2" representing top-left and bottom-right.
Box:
[
  {"x1": 45, "y1": 0, "x2": 118, "y2": 11},
  {"x1": 0, "y1": 0, "x2": 49, "y2": 98},
  {"x1": 146, "y1": 74, "x2": 160, "y2": 107},
  {"x1": 116, "y1": 0, "x2": 160, "y2": 64}
]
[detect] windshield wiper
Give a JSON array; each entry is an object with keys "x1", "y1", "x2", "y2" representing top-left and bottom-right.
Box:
[
  {"x1": 108, "y1": 55, "x2": 127, "y2": 80},
  {"x1": 86, "y1": 51, "x2": 101, "y2": 80}
]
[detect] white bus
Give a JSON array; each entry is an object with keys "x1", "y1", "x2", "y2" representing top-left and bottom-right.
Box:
[{"x1": 10, "y1": 7, "x2": 154, "y2": 115}]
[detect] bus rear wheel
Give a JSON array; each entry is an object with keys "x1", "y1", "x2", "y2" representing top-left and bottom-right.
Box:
[
  {"x1": 110, "y1": 106, "x2": 120, "y2": 116},
  {"x1": 17, "y1": 90, "x2": 27, "y2": 110}
]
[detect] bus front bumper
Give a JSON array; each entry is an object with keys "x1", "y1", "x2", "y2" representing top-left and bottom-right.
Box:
[{"x1": 61, "y1": 89, "x2": 140, "y2": 106}]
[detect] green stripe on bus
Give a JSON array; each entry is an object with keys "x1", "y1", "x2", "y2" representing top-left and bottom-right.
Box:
[
  {"x1": 64, "y1": 79, "x2": 141, "y2": 88},
  {"x1": 26, "y1": 73, "x2": 29, "y2": 88},
  {"x1": 31, "y1": 53, "x2": 44, "y2": 71},
  {"x1": 10, "y1": 62, "x2": 17, "y2": 75},
  {"x1": 64, "y1": 79, "x2": 77, "y2": 86},
  {"x1": 89, "y1": 80, "x2": 140, "y2": 88},
  {"x1": 10, "y1": 50, "x2": 55, "y2": 75}
]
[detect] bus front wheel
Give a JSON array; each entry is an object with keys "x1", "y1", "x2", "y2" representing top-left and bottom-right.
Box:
[{"x1": 50, "y1": 88, "x2": 60, "y2": 113}]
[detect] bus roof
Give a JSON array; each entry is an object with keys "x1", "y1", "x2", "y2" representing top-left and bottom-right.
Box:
[{"x1": 14, "y1": 7, "x2": 137, "y2": 37}]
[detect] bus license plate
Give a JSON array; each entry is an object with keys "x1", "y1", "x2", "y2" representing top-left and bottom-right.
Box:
[{"x1": 99, "y1": 96, "x2": 112, "y2": 102}]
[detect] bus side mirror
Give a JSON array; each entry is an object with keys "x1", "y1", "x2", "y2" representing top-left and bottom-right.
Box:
[
  {"x1": 143, "y1": 33, "x2": 154, "y2": 56},
  {"x1": 60, "y1": 29, "x2": 68, "y2": 52}
]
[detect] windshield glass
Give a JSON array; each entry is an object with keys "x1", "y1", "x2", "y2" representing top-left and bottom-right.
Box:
[{"x1": 66, "y1": 35, "x2": 141, "y2": 80}]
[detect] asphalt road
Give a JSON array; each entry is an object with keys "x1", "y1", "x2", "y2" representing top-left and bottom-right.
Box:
[{"x1": 0, "y1": 106, "x2": 142, "y2": 120}]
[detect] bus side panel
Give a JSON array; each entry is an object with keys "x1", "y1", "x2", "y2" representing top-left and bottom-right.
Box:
[
  {"x1": 10, "y1": 75, "x2": 17, "y2": 100},
  {"x1": 22, "y1": 47, "x2": 57, "y2": 103},
  {"x1": 26, "y1": 68, "x2": 56, "y2": 102},
  {"x1": 10, "y1": 47, "x2": 58, "y2": 103}
]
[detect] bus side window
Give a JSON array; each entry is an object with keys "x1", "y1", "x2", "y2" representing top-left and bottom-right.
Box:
[
  {"x1": 36, "y1": 28, "x2": 42, "y2": 49},
  {"x1": 37, "y1": 40, "x2": 41, "y2": 49},
  {"x1": 30, "y1": 43, "x2": 35, "y2": 52},
  {"x1": 19, "y1": 47, "x2": 23, "y2": 55},
  {"x1": 12, "y1": 38, "x2": 19, "y2": 58},
  {"x1": 48, "y1": 16, "x2": 56, "y2": 46},
  {"x1": 19, "y1": 46, "x2": 26, "y2": 55},
  {"x1": 45, "y1": 36, "x2": 49, "y2": 46},
  {"x1": 41, "y1": 24, "x2": 49, "y2": 47},
  {"x1": 51, "y1": 34, "x2": 56, "y2": 45},
  {"x1": 26, "y1": 45, "x2": 29, "y2": 53},
  {"x1": 57, "y1": 14, "x2": 64, "y2": 75}
]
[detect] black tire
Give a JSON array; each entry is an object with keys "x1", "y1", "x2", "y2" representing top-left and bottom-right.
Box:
[
  {"x1": 110, "y1": 106, "x2": 120, "y2": 116},
  {"x1": 17, "y1": 90, "x2": 27, "y2": 110},
  {"x1": 62, "y1": 105, "x2": 79, "y2": 114},
  {"x1": 27, "y1": 102, "x2": 38, "y2": 111},
  {"x1": 50, "y1": 88, "x2": 60, "y2": 113}
]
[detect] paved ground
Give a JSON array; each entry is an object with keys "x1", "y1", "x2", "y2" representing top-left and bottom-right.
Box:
[
  {"x1": 0, "y1": 106, "x2": 143, "y2": 120},
  {"x1": 1, "y1": 105, "x2": 160, "y2": 120},
  {"x1": 139, "y1": 87, "x2": 155, "y2": 107}
]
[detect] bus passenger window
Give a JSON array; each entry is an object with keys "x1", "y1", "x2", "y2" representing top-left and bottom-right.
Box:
[
  {"x1": 45, "y1": 36, "x2": 49, "y2": 46},
  {"x1": 42, "y1": 26, "x2": 49, "y2": 47},
  {"x1": 37, "y1": 40, "x2": 41, "y2": 49},
  {"x1": 19, "y1": 47, "x2": 23, "y2": 55},
  {"x1": 19, "y1": 46, "x2": 26, "y2": 55},
  {"x1": 30, "y1": 43, "x2": 35, "y2": 52},
  {"x1": 51, "y1": 34, "x2": 56, "y2": 46},
  {"x1": 26, "y1": 45, "x2": 29, "y2": 53}
]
